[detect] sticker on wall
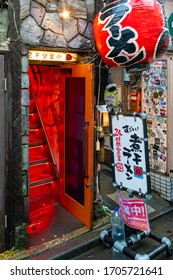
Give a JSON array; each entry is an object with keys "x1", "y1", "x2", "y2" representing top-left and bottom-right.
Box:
[
  {"x1": 160, "y1": 109, "x2": 166, "y2": 117},
  {"x1": 160, "y1": 146, "x2": 167, "y2": 154},
  {"x1": 150, "y1": 132, "x2": 156, "y2": 138},
  {"x1": 155, "y1": 138, "x2": 160, "y2": 145},
  {"x1": 142, "y1": 59, "x2": 167, "y2": 174},
  {"x1": 153, "y1": 144, "x2": 160, "y2": 151},
  {"x1": 160, "y1": 154, "x2": 167, "y2": 162}
]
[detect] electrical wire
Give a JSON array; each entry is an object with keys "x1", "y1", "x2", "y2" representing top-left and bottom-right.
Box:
[
  {"x1": 8, "y1": 0, "x2": 20, "y2": 41},
  {"x1": 87, "y1": 52, "x2": 100, "y2": 64},
  {"x1": 79, "y1": 52, "x2": 100, "y2": 64}
]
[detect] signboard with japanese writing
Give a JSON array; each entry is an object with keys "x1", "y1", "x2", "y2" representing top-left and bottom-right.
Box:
[
  {"x1": 110, "y1": 113, "x2": 151, "y2": 196},
  {"x1": 118, "y1": 193, "x2": 150, "y2": 231},
  {"x1": 29, "y1": 50, "x2": 77, "y2": 62}
]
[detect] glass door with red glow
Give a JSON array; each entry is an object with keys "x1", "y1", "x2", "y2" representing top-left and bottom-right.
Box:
[{"x1": 59, "y1": 64, "x2": 94, "y2": 229}]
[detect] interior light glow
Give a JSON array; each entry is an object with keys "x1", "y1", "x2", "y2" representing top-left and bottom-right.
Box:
[{"x1": 60, "y1": 9, "x2": 70, "y2": 19}]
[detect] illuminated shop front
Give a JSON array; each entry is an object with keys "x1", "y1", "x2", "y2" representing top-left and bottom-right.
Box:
[
  {"x1": 27, "y1": 50, "x2": 94, "y2": 244},
  {"x1": 1, "y1": 0, "x2": 98, "y2": 252},
  {"x1": 1, "y1": 0, "x2": 173, "y2": 255}
]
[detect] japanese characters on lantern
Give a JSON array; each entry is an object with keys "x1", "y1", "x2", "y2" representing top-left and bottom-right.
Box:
[{"x1": 93, "y1": 0, "x2": 169, "y2": 68}]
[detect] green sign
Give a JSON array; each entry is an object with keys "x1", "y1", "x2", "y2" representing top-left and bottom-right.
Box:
[{"x1": 168, "y1": 13, "x2": 173, "y2": 37}]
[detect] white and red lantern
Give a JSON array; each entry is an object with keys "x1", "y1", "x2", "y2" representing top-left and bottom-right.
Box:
[{"x1": 93, "y1": 0, "x2": 169, "y2": 68}]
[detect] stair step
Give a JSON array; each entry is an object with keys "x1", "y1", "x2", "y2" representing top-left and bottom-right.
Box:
[
  {"x1": 29, "y1": 174, "x2": 55, "y2": 187},
  {"x1": 28, "y1": 97, "x2": 59, "y2": 207},
  {"x1": 29, "y1": 181, "x2": 59, "y2": 200},
  {"x1": 29, "y1": 145, "x2": 49, "y2": 164},
  {"x1": 29, "y1": 128, "x2": 44, "y2": 145},
  {"x1": 29, "y1": 160, "x2": 54, "y2": 174},
  {"x1": 29, "y1": 112, "x2": 40, "y2": 127},
  {"x1": 30, "y1": 158, "x2": 48, "y2": 166},
  {"x1": 29, "y1": 140, "x2": 44, "y2": 147},
  {"x1": 30, "y1": 125, "x2": 40, "y2": 130}
]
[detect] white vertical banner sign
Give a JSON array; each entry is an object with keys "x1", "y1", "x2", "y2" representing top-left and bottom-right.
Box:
[{"x1": 111, "y1": 113, "x2": 151, "y2": 196}]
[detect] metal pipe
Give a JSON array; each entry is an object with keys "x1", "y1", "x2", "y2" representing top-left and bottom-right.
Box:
[
  {"x1": 122, "y1": 247, "x2": 137, "y2": 260},
  {"x1": 100, "y1": 228, "x2": 172, "y2": 260},
  {"x1": 148, "y1": 243, "x2": 168, "y2": 260},
  {"x1": 149, "y1": 231, "x2": 162, "y2": 242}
]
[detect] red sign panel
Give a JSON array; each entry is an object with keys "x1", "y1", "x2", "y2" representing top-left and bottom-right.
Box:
[{"x1": 118, "y1": 193, "x2": 150, "y2": 231}]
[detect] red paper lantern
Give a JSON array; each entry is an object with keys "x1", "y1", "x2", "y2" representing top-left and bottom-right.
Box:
[{"x1": 93, "y1": 0, "x2": 169, "y2": 68}]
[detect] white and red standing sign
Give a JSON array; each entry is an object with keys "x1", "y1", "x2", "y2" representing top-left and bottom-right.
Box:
[
  {"x1": 111, "y1": 114, "x2": 150, "y2": 196},
  {"x1": 110, "y1": 112, "x2": 151, "y2": 231}
]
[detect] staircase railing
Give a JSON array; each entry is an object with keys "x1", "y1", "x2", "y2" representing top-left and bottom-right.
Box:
[{"x1": 30, "y1": 89, "x2": 59, "y2": 178}]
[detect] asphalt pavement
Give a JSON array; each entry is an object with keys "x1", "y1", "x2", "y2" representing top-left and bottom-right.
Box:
[
  {"x1": 72, "y1": 210, "x2": 173, "y2": 260},
  {"x1": 6, "y1": 164, "x2": 173, "y2": 260}
]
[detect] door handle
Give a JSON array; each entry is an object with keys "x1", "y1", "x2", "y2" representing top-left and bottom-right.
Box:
[{"x1": 83, "y1": 121, "x2": 89, "y2": 179}]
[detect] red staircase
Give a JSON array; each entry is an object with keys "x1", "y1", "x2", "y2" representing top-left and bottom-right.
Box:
[{"x1": 27, "y1": 96, "x2": 59, "y2": 234}]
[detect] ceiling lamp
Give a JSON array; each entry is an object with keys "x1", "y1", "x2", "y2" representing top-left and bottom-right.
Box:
[
  {"x1": 60, "y1": 9, "x2": 69, "y2": 19},
  {"x1": 46, "y1": 0, "x2": 70, "y2": 19},
  {"x1": 59, "y1": 1, "x2": 70, "y2": 19}
]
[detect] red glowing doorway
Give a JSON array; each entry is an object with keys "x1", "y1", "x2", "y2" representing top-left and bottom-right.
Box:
[{"x1": 27, "y1": 63, "x2": 94, "y2": 241}]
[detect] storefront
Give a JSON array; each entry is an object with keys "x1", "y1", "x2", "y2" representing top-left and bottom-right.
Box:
[
  {"x1": 1, "y1": 0, "x2": 99, "y2": 252},
  {"x1": 1, "y1": 0, "x2": 173, "y2": 254},
  {"x1": 26, "y1": 52, "x2": 94, "y2": 246}
]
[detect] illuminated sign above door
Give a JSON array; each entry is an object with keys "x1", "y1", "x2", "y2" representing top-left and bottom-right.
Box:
[{"x1": 29, "y1": 50, "x2": 77, "y2": 62}]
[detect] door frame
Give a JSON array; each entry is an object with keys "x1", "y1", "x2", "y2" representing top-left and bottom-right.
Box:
[{"x1": 0, "y1": 54, "x2": 5, "y2": 252}]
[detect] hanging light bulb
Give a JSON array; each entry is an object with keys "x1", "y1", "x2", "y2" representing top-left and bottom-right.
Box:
[
  {"x1": 61, "y1": 9, "x2": 70, "y2": 19},
  {"x1": 59, "y1": 1, "x2": 70, "y2": 19}
]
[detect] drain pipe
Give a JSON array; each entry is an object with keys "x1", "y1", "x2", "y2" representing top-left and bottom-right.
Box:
[{"x1": 100, "y1": 229, "x2": 172, "y2": 260}]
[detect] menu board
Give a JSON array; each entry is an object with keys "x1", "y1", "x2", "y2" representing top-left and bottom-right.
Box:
[
  {"x1": 142, "y1": 60, "x2": 167, "y2": 173},
  {"x1": 111, "y1": 114, "x2": 151, "y2": 196}
]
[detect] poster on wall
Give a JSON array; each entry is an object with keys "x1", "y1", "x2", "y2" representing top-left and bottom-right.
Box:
[
  {"x1": 110, "y1": 113, "x2": 151, "y2": 197},
  {"x1": 142, "y1": 60, "x2": 167, "y2": 174}
]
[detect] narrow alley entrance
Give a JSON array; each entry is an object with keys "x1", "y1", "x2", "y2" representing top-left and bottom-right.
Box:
[{"x1": 27, "y1": 61, "x2": 94, "y2": 247}]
